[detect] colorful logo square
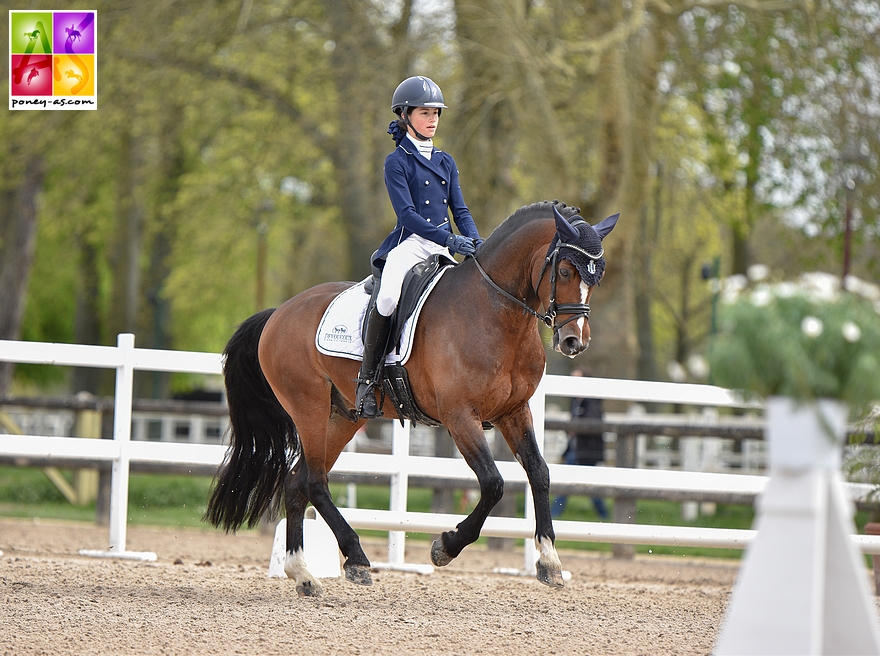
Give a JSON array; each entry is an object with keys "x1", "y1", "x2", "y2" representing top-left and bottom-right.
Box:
[
  {"x1": 10, "y1": 12, "x2": 53, "y2": 54},
  {"x1": 9, "y1": 10, "x2": 97, "y2": 110},
  {"x1": 53, "y1": 12, "x2": 95, "y2": 54},
  {"x1": 54, "y1": 54, "x2": 95, "y2": 96},
  {"x1": 10, "y1": 54, "x2": 53, "y2": 95}
]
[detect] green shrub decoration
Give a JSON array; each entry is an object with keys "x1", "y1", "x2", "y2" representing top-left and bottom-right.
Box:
[{"x1": 709, "y1": 272, "x2": 880, "y2": 416}]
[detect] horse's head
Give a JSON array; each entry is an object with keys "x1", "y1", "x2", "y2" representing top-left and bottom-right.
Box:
[{"x1": 546, "y1": 205, "x2": 619, "y2": 357}]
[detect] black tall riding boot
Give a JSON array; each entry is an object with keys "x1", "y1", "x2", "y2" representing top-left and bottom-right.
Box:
[{"x1": 355, "y1": 307, "x2": 392, "y2": 419}]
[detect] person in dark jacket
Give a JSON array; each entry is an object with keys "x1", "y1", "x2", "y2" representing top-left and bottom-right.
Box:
[
  {"x1": 355, "y1": 75, "x2": 482, "y2": 419},
  {"x1": 552, "y1": 367, "x2": 608, "y2": 518}
]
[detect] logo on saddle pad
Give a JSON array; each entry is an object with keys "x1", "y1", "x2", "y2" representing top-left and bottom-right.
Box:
[
  {"x1": 316, "y1": 266, "x2": 451, "y2": 364},
  {"x1": 323, "y1": 324, "x2": 353, "y2": 343}
]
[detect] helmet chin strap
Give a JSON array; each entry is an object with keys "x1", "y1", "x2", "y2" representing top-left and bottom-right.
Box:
[{"x1": 402, "y1": 111, "x2": 432, "y2": 141}]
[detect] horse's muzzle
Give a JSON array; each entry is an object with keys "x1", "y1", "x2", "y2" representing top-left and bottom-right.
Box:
[{"x1": 553, "y1": 333, "x2": 590, "y2": 358}]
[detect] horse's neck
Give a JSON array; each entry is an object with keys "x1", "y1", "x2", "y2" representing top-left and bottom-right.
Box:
[{"x1": 481, "y1": 220, "x2": 554, "y2": 305}]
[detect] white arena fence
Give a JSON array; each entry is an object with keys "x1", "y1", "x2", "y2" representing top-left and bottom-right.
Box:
[{"x1": 2, "y1": 334, "x2": 880, "y2": 570}]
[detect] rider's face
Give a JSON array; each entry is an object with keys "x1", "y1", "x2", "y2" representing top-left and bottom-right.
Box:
[{"x1": 407, "y1": 107, "x2": 440, "y2": 139}]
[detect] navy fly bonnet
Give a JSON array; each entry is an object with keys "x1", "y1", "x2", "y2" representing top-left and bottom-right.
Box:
[{"x1": 548, "y1": 205, "x2": 619, "y2": 288}]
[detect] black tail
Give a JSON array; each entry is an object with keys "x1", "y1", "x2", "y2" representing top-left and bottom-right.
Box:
[{"x1": 205, "y1": 308, "x2": 299, "y2": 532}]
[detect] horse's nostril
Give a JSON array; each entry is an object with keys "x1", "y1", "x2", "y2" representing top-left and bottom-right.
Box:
[{"x1": 563, "y1": 336, "x2": 580, "y2": 352}]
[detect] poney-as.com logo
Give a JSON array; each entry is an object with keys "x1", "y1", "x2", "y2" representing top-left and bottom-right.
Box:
[{"x1": 9, "y1": 10, "x2": 97, "y2": 110}]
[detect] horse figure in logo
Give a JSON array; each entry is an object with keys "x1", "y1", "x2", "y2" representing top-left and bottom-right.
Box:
[{"x1": 206, "y1": 201, "x2": 619, "y2": 596}]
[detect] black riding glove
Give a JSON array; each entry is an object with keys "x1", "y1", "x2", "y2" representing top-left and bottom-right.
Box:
[{"x1": 446, "y1": 233, "x2": 476, "y2": 256}]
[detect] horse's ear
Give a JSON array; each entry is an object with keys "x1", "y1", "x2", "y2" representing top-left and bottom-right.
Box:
[
  {"x1": 553, "y1": 205, "x2": 580, "y2": 242},
  {"x1": 593, "y1": 213, "x2": 620, "y2": 240}
]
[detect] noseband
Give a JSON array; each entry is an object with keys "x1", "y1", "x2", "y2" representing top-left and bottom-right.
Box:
[{"x1": 472, "y1": 224, "x2": 602, "y2": 338}]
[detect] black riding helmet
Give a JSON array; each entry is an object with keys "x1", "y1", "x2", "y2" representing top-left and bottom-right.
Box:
[
  {"x1": 391, "y1": 75, "x2": 446, "y2": 141},
  {"x1": 391, "y1": 76, "x2": 447, "y2": 116}
]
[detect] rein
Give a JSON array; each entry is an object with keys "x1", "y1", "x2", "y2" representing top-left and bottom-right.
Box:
[
  {"x1": 473, "y1": 256, "x2": 553, "y2": 326},
  {"x1": 472, "y1": 237, "x2": 598, "y2": 335}
]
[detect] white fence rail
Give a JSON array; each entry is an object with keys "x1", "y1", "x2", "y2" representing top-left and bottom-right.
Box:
[{"x1": 2, "y1": 335, "x2": 879, "y2": 568}]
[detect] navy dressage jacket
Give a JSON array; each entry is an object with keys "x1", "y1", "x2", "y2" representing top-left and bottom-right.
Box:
[{"x1": 373, "y1": 140, "x2": 480, "y2": 269}]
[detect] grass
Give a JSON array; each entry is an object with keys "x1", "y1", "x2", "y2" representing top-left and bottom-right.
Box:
[
  {"x1": 1, "y1": 466, "x2": 874, "y2": 561},
  {"x1": 0, "y1": 466, "x2": 214, "y2": 527}
]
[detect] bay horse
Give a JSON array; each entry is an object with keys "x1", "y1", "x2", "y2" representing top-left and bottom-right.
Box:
[{"x1": 206, "y1": 200, "x2": 619, "y2": 596}]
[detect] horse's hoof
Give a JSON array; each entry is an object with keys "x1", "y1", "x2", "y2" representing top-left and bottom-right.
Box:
[
  {"x1": 430, "y1": 537, "x2": 453, "y2": 567},
  {"x1": 296, "y1": 579, "x2": 323, "y2": 597},
  {"x1": 536, "y1": 561, "x2": 565, "y2": 588},
  {"x1": 344, "y1": 563, "x2": 373, "y2": 586}
]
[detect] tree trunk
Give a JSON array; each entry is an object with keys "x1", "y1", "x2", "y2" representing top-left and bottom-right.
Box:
[
  {"x1": 325, "y1": 0, "x2": 395, "y2": 280},
  {"x1": 586, "y1": 13, "x2": 651, "y2": 379},
  {"x1": 634, "y1": 204, "x2": 658, "y2": 381},
  {"x1": 71, "y1": 238, "x2": 107, "y2": 395},
  {"x1": 108, "y1": 128, "x2": 144, "y2": 341},
  {"x1": 0, "y1": 154, "x2": 43, "y2": 396},
  {"x1": 451, "y1": 0, "x2": 519, "y2": 233}
]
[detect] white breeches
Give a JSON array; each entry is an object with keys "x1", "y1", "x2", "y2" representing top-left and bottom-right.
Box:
[{"x1": 376, "y1": 234, "x2": 450, "y2": 316}]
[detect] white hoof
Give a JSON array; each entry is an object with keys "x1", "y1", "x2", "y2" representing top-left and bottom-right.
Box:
[
  {"x1": 535, "y1": 536, "x2": 564, "y2": 587},
  {"x1": 284, "y1": 549, "x2": 324, "y2": 597}
]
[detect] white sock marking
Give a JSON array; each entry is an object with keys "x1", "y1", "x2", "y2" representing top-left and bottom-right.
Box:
[{"x1": 535, "y1": 536, "x2": 562, "y2": 570}]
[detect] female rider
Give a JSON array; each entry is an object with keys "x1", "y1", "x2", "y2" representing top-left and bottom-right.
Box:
[{"x1": 355, "y1": 75, "x2": 483, "y2": 418}]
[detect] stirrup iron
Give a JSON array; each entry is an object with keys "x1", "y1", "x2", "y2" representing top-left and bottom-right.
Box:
[{"x1": 355, "y1": 376, "x2": 383, "y2": 419}]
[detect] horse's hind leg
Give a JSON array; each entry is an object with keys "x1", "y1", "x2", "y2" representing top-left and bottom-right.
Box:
[
  {"x1": 297, "y1": 417, "x2": 372, "y2": 586},
  {"x1": 283, "y1": 464, "x2": 323, "y2": 597},
  {"x1": 495, "y1": 406, "x2": 565, "y2": 588},
  {"x1": 304, "y1": 469, "x2": 372, "y2": 586}
]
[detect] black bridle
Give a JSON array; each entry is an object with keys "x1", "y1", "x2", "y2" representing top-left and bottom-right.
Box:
[{"x1": 472, "y1": 230, "x2": 603, "y2": 338}]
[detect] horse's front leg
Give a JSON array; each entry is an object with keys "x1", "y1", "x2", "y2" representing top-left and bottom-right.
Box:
[
  {"x1": 495, "y1": 406, "x2": 565, "y2": 588},
  {"x1": 431, "y1": 420, "x2": 503, "y2": 567},
  {"x1": 283, "y1": 464, "x2": 323, "y2": 597}
]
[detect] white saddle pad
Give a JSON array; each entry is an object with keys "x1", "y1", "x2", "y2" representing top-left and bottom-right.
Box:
[{"x1": 315, "y1": 267, "x2": 450, "y2": 365}]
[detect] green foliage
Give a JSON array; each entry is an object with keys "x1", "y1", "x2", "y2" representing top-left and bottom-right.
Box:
[
  {"x1": 710, "y1": 272, "x2": 880, "y2": 413},
  {"x1": 128, "y1": 474, "x2": 214, "y2": 508},
  {"x1": 649, "y1": 95, "x2": 729, "y2": 371},
  {"x1": 0, "y1": 468, "x2": 215, "y2": 527},
  {"x1": 0, "y1": 467, "x2": 67, "y2": 504},
  {"x1": 845, "y1": 446, "x2": 880, "y2": 495},
  {"x1": 4, "y1": 0, "x2": 880, "y2": 393}
]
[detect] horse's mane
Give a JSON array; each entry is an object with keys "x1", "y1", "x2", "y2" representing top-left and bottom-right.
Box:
[{"x1": 481, "y1": 200, "x2": 581, "y2": 254}]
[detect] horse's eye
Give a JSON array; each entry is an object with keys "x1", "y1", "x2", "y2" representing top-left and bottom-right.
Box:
[{"x1": 560, "y1": 267, "x2": 572, "y2": 280}]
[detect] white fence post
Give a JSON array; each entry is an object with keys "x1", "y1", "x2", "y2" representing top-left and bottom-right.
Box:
[
  {"x1": 681, "y1": 437, "x2": 700, "y2": 521},
  {"x1": 78, "y1": 333, "x2": 158, "y2": 562},
  {"x1": 108, "y1": 333, "x2": 135, "y2": 552},
  {"x1": 387, "y1": 419, "x2": 410, "y2": 566},
  {"x1": 524, "y1": 372, "x2": 547, "y2": 574}
]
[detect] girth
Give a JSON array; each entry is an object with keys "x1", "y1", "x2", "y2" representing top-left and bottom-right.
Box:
[{"x1": 383, "y1": 362, "x2": 493, "y2": 430}]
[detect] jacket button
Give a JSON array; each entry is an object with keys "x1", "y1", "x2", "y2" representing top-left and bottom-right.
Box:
[
  {"x1": 443, "y1": 199, "x2": 447, "y2": 204},
  {"x1": 425, "y1": 180, "x2": 430, "y2": 185},
  {"x1": 425, "y1": 200, "x2": 430, "y2": 205},
  {"x1": 441, "y1": 180, "x2": 446, "y2": 185}
]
